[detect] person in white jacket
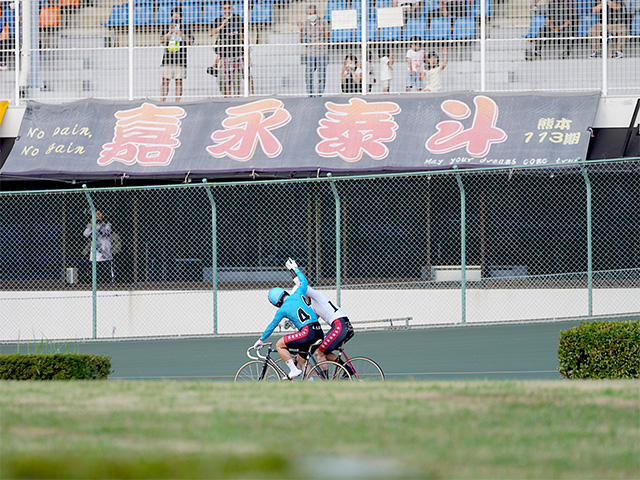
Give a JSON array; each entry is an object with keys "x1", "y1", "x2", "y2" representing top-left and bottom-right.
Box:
[
  {"x1": 288, "y1": 259, "x2": 355, "y2": 370},
  {"x1": 83, "y1": 210, "x2": 114, "y2": 283}
]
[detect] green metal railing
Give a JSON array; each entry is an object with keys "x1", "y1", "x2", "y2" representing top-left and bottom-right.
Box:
[{"x1": 0, "y1": 158, "x2": 638, "y2": 341}]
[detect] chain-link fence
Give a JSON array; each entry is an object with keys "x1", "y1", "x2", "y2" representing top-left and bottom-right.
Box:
[
  {"x1": 0, "y1": 0, "x2": 638, "y2": 104},
  {"x1": 1, "y1": 158, "x2": 638, "y2": 341}
]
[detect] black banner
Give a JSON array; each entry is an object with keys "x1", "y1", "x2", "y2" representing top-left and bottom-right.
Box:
[{"x1": 1, "y1": 92, "x2": 600, "y2": 178}]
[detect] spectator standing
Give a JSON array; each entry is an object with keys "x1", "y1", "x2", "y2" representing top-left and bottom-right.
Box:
[
  {"x1": 526, "y1": 0, "x2": 576, "y2": 60},
  {"x1": 160, "y1": 6, "x2": 194, "y2": 102},
  {"x1": 211, "y1": 0, "x2": 244, "y2": 97},
  {"x1": 406, "y1": 37, "x2": 425, "y2": 92},
  {"x1": 422, "y1": 46, "x2": 447, "y2": 92},
  {"x1": 341, "y1": 55, "x2": 362, "y2": 94},
  {"x1": 83, "y1": 210, "x2": 115, "y2": 284},
  {"x1": 589, "y1": 0, "x2": 630, "y2": 57},
  {"x1": 299, "y1": 4, "x2": 329, "y2": 97},
  {"x1": 367, "y1": 51, "x2": 376, "y2": 93},
  {"x1": 379, "y1": 47, "x2": 395, "y2": 93}
]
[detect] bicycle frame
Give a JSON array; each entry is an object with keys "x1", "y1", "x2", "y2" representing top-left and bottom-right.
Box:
[
  {"x1": 248, "y1": 343, "x2": 337, "y2": 381},
  {"x1": 247, "y1": 344, "x2": 288, "y2": 380}
]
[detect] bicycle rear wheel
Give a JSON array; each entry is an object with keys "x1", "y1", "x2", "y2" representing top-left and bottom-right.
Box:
[
  {"x1": 305, "y1": 361, "x2": 351, "y2": 381},
  {"x1": 234, "y1": 360, "x2": 281, "y2": 382},
  {"x1": 345, "y1": 357, "x2": 385, "y2": 381}
]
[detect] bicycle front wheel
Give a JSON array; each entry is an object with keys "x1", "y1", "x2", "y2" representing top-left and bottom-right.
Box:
[
  {"x1": 305, "y1": 361, "x2": 351, "y2": 381},
  {"x1": 345, "y1": 357, "x2": 385, "y2": 381},
  {"x1": 234, "y1": 360, "x2": 281, "y2": 382}
]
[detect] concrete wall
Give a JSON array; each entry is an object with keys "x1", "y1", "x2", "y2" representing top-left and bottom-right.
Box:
[{"x1": 2, "y1": 287, "x2": 638, "y2": 341}]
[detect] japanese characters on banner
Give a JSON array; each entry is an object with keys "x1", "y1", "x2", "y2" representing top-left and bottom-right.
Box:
[{"x1": 1, "y1": 92, "x2": 600, "y2": 178}]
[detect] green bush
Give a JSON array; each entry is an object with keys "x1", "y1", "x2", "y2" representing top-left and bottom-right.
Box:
[
  {"x1": 558, "y1": 320, "x2": 640, "y2": 379},
  {"x1": 0, "y1": 354, "x2": 112, "y2": 380}
]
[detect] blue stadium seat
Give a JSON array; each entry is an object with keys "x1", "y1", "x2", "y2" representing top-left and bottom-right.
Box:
[
  {"x1": 577, "y1": 13, "x2": 598, "y2": 37},
  {"x1": 423, "y1": 0, "x2": 441, "y2": 14},
  {"x1": 250, "y1": 0, "x2": 273, "y2": 24},
  {"x1": 378, "y1": 25, "x2": 402, "y2": 41},
  {"x1": 232, "y1": 0, "x2": 245, "y2": 20},
  {"x1": 202, "y1": 2, "x2": 221, "y2": 24},
  {"x1": 575, "y1": 0, "x2": 594, "y2": 16},
  {"x1": 182, "y1": 2, "x2": 201, "y2": 24},
  {"x1": 134, "y1": 4, "x2": 155, "y2": 26},
  {"x1": 403, "y1": 16, "x2": 427, "y2": 40},
  {"x1": 631, "y1": 13, "x2": 640, "y2": 35},
  {"x1": 156, "y1": 3, "x2": 173, "y2": 24},
  {"x1": 523, "y1": 15, "x2": 545, "y2": 38},
  {"x1": 451, "y1": 16, "x2": 475, "y2": 39},
  {"x1": 375, "y1": 0, "x2": 393, "y2": 8},
  {"x1": 470, "y1": 0, "x2": 491, "y2": 17},
  {"x1": 355, "y1": 18, "x2": 378, "y2": 40},
  {"x1": 427, "y1": 16, "x2": 451, "y2": 40},
  {"x1": 105, "y1": 4, "x2": 129, "y2": 27}
]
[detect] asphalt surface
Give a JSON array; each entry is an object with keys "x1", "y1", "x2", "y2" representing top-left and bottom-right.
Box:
[{"x1": 1, "y1": 320, "x2": 593, "y2": 380}]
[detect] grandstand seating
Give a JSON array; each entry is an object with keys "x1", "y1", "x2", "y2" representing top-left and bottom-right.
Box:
[
  {"x1": 632, "y1": 13, "x2": 640, "y2": 36},
  {"x1": 105, "y1": 3, "x2": 129, "y2": 27},
  {"x1": 575, "y1": 0, "x2": 594, "y2": 16},
  {"x1": 182, "y1": 2, "x2": 202, "y2": 24},
  {"x1": 354, "y1": 18, "x2": 378, "y2": 40},
  {"x1": 378, "y1": 25, "x2": 402, "y2": 41},
  {"x1": 250, "y1": 0, "x2": 273, "y2": 24},
  {"x1": 403, "y1": 16, "x2": 427, "y2": 40},
  {"x1": 470, "y1": 0, "x2": 492, "y2": 17},
  {"x1": 524, "y1": 15, "x2": 545, "y2": 38},
  {"x1": 427, "y1": 16, "x2": 450, "y2": 39},
  {"x1": 232, "y1": 0, "x2": 245, "y2": 20},
  {"x1": 202, "y1": 2, "x2": 221, "y2": 24},
  {"x1": 155, "y1": 3, "x2": 173, "y2": 25},
  {"x1": 134, "y1": 4, "x2": 155, "y2": 26},
  {"x1": 451, "y1": 15, "x2": 475, "y2": 39}
]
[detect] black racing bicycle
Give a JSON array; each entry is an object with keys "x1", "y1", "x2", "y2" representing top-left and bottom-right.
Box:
[{"x1": 234, "y1": 342, "x2": 352, "y2": 382}]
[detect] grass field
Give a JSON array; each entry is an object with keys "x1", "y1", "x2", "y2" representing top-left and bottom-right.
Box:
[{"x1": 1, "y1": 380, "x2": 639, "y2": 479}]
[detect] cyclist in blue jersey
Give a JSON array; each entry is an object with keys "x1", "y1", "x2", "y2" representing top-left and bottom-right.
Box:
[
  {"x1": 288, "y1": 260, "x2": 355, "y2": 375},
  {"x1": 253, "y1": 258, "x2": 324, "y2": 379}
]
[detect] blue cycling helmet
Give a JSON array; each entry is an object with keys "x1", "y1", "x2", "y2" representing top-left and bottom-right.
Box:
[{"x1": 268, "y1": 287, "x2": 287, "y2": 307}]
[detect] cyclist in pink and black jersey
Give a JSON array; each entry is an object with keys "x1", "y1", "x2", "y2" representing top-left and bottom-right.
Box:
[{"x1": 288, "y1": 260, "x2": 355, "y2": 369}]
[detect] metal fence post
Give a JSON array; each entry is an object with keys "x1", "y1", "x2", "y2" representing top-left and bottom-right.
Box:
[
  {"x1": 203, "y1": 179, "x2": 218, "y2": 334},
  {"x1": 327, "y1": 173, "x2": 341, "y2": 306},
  {"x1": 454, "y1": 167, "x2": 467, "y2": 324},
  {"x1": 82, "y1": 185, "x2": 98, "y2": 338},
  {"x1": 579, "y1": 159, "x2": 593, "y2": 316}
]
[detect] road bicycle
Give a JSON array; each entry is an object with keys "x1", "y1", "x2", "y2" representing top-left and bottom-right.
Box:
[
  {"x1": 332, "y1": 347, "x2": 385, "y2": 381},
  {"x1": 234, "y1": 342, "x2": 352, "y2": 382}
]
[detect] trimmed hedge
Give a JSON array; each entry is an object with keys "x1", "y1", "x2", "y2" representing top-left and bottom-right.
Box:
[
  {"x1": 0, "y1": 354, "x2": 112, "y2": 380},
  {"x1": 558, "y1": 320, "x2": 640, "y2": 379}
]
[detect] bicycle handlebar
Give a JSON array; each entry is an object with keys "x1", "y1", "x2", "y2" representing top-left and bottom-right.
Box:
[{"x1": 247, "y1": 343, "x2": 273, "y2": 360}]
